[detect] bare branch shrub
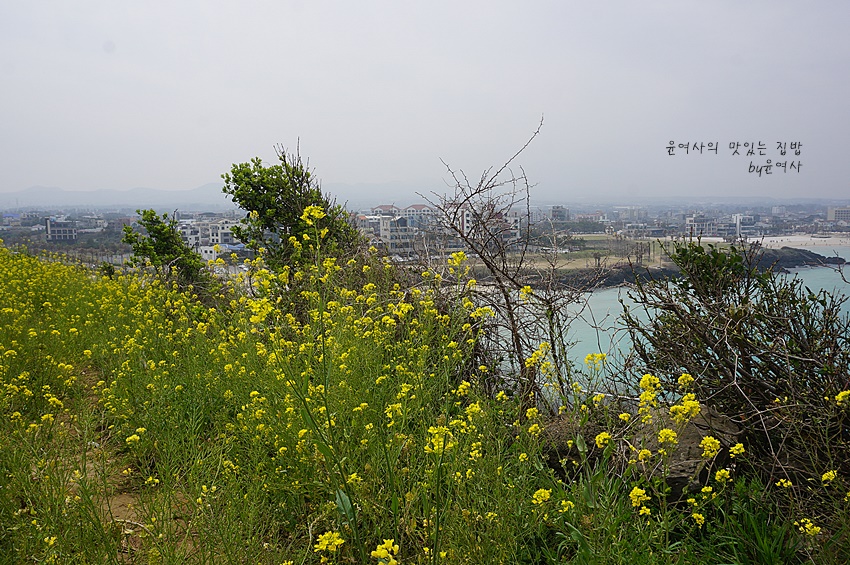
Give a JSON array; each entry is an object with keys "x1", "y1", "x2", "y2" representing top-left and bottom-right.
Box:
[
  {"x1": 421, "y1": 120, "x2": 604, "y2": 413},
  {"x1": 622, "y1": 240, "x2": 850, "y2": 492}
]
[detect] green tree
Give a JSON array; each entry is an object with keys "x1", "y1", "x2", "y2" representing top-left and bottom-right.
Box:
[
  {"x1": 122, "y1": 209, "x2": 209, "y2": 290},
  {"x1": 222, "y1": 146, "x2": 361, "y2": 270}
]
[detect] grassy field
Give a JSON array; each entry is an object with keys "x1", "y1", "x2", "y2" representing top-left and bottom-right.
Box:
[
  {"x1": 462, "y1": 237, "x2": 668, "y2": 274},
  {"x1": 1, "y1": 235, "x2": 848, "y2": 564}
]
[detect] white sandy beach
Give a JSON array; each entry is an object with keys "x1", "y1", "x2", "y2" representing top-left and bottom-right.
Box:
[{"x1": 760, "y1": 235, "x2": 850, "y2": 249}]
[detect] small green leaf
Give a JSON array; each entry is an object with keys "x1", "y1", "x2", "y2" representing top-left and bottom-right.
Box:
[
  {"x1": 575, "y1": 434, "x2": 587, "y2": 455},
  {"x1": 335, "y1": 488, "x2": 355, "y2": 524},
  {"x1": 314, "y1": 441, "x2": 333, "y2": 461},
  {"x1": 300, "y1": 408, "x2": 318, "y2": 433}
]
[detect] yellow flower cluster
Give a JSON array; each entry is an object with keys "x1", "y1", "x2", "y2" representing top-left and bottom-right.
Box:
[
  {"x1": 524, "y1": 342, "x2": 550, "y2": 368},
  {"x1": 691, "y1": 512, "x2": 705, "y2": 528},
  {"x1": 300, "y1": 205, "x2": 327, "y2": 226},
  {"x1": 314, "y1": 531, "x2": 344, "y2": 552},
  {"x1": 657, "y1": 428, "x2": 678, "y2": 446},
  {"x1": 795, "y1": 518, "x2": 821, "y2": 536},
  {"x1": 638, "y1": 374, "x2": 661, "y2": 423},
  {"x1": 584, "y1": 352, "x2": 607, "y2": 371},
  {"x1": 677, "y1": 372, "x2": 694, "y2": 388},
  {"x1": 425, "y1": 426, "x2": 457, "y2": 455},
  {"x1": 699, "y1": 436, "x2": 721, "y2": 459},
  {"x1": 669, "y1": 393, "x2": 700, "y2": 425},
  {"x1": 371, "y1": 538, "x2": 399, "y2": 564},
  {"x1": 532, "y1": 488, "x2": 552, "y2": 505},
  {"x1": 595, "y1": 431, "x2": 612, "y2": 449},
  {"x1": 447, "y1": 250, "x2": 467, "y2": 268},
  {"x1": 629, "y1": 486, "x2": 650, "y2": 508}
]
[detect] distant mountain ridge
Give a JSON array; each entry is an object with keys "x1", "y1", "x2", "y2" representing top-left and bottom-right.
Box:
[
  {"x1": 0, "y1": 183, "x2": 236, "y2": 211},
  {"x1": 3, "y1": 183, "x2": 849, "y2": 214},
  {"x1": 0, "y1": 182, "x2": 436, "y2": 214}
]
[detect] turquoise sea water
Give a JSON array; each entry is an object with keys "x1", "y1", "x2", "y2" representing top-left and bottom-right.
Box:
[{"x1": 564, "y1": 246, "x2": 850, "y2": 366}]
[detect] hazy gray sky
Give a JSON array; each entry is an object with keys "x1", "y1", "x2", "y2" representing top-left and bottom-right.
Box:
[{"x1": 1, "y1": 1, "x2": 847, "y2": 202}]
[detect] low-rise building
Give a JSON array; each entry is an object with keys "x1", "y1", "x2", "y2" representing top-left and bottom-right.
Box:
[
  {"x1": 827, "y1": 207, "x2": 850, "y2": 222},
  {"x1": 45, "y1": 216, "x2": 77, "y2": 242}
]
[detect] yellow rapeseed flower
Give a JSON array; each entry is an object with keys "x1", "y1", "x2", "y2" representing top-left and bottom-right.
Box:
[
  {"x1": 638, "y1": 373, "x2": 661, "y2": 423},
  {"x1": 300, "y1": 205, "x2": 326, "y2": 226},
  {"x1": 629, "y1": 486, "x2": 650, "y2": 507},
  {"x1": 670, "y1": 393, "x2": 700, "y2": 424},
  {"x1": 532, "y1": 488, "x2": 552, "y2": 505},
  {"x1": 699, "y1": 436, "x2": 721, "y2": 458},
  {"x1": 658, "y1": 428, "x2": 678, "y2": 445},
  {"x1": 447, "y1": 251, "x2": 467, "y2": 267},
  {"x1": 371, "y1": 539, "x2": 399, "y2": 564},
  {"x1": 729, "y1": 443, "x2": 745, "y2": 458},
  {"x1": 678, "y1": 372, "x2": 694, "y2": 388},
  {"x1": 584, "y1": 352, "x2": 607, "y2": 370},
  {"x1": 795, "y1": 518, "x2": 821, "y2": 536},
  {"x1": 639, "y1": 373, "x2": 660, "y2": 391},
  {"x1": 314, "y1": 531, "x2": 344, "y2": 552},
  {"x1": 692, "y1": 512, "x2": 705, "y2": 528},
  {"x1": 424, "y1": 426, "x2": 456, "y2": 455}
]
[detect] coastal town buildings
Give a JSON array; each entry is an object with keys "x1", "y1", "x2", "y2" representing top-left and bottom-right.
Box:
[
  {"x1": 827, "y1": 207, "x2": 850, "y2": 222},
  {"x1": 0, "y1": 200, "x2": 846, "y2": 260}
]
